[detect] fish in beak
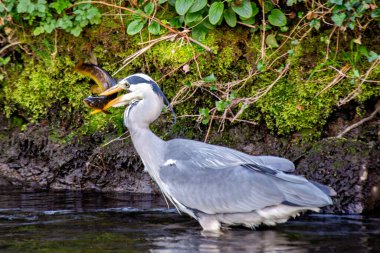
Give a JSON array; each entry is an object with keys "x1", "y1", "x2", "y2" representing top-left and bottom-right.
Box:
[{"x1": 89, "y1": 80, "x2": 142, "y2": 114}]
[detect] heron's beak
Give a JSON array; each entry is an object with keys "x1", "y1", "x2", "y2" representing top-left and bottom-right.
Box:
[
  {"x1": 99, "y1": 80, "x2": 128, "y2": 96},
  {"x1": 90, "y1": 91, "x2": 143, "y2": 115}
]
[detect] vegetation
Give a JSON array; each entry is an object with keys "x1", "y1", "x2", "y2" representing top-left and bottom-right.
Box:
[{"x1": 1, "y1": 0, "x2": 379, "y2": 141}]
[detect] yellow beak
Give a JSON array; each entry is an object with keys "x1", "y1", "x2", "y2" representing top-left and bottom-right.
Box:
[{"x1": 90, "y1": 91, "x2": 143, "y2": 115}]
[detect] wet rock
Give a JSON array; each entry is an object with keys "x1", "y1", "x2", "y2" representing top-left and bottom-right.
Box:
[
  {"x1": 0, "y1": 126, "x2": 159, "y2": 193},
  {"x1": 296, "y1": 138, "x2": 380, "y2": 214}
]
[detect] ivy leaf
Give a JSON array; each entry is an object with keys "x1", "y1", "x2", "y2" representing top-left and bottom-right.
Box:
[
  {"x1": 203, "y1": 73, "x2": 217, "y2": 82},
  {"x1": 310, "y1": 19, "x2": 320, "y2": 30},
  {"x1": 175, "y1": 0, "x2": 194, "y2": 15},
  {"x1": 199, "y1": 108, "x2": 210, "y2": 124},
  {"x1": 127, "y1": 20, "x2": 144, "y2": 35},
  {"x1": 215, "y1": 100, "x2": 230, "y2": 111},
  {"x1": 224, "y1": 8, "x2": 237, "y2": 27},
  {"x1": 33, "y1": 26, "x2": 45, "y2": 35},
  {"x1": 209, "y1": 2, "x2": 224, "y2": 25},
  {"x1": 35, "y1": 0, "x2": 47, "y2": 13},
  {"x1": 231, "y1": 0, "x2": 252, "y2": 19},
  {"x1": 144, "y1": 2, "x2": 155, "y2": 15},
  {"x1": 189, "y1": 0, "x2": 207, "y2": 13},
  {"x1": 57, "y1": 15, "x2": 73, "y2": 29},
  {"x1": 148, "y1": 21, "x2": 161, "y2": 35},
  {"x1": 86, "y1": 7, "x2": 101, "y2": 24},
  {"x1": 49, "y1": 0, "x2": 71, "y2": 14},
  {"x1": 331, "y1": 12, "x2": 346, "y2": 26},
  {"x1": 17, "y1": 0, "x2": 34, "y2": 14},
  {"x1": 268, "y1": 9, "x2": 287, "y2": 27},
  {"x1": 265, "y1": 34, "x2": 279, "y2": 48},
  {"x1": 70, "y1": 26, "x2": 82, "y2": 36},
  {"x1": 367, "y1": 51, "x2": 379, "y2": 63}
]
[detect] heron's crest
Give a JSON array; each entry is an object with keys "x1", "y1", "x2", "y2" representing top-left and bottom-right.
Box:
[{"x1": 123, "y1": 73, "x2": 177, "y2": 123}]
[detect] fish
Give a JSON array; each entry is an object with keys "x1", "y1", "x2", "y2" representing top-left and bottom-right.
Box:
[{"x1": 75, "y1": 61, "x2": 118, "y2": 114}]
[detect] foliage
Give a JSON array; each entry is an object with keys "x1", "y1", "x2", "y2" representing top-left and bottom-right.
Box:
[
  {"x1": 0, "y1": 0, "x2": 101, "y2": 36},
  {"x1": 1, "y1": 0, "x2": 379, "y2": 142}
]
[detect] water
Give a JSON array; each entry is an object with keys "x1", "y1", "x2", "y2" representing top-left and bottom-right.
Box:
[{"x1": 0, "y1": 188, "x2": 379, "y2": 253}]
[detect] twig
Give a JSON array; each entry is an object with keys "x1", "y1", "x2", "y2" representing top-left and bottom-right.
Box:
[
  {"x1": 102, "y1": 131, "x2": 130, "y2": 147},
  {"x1": 71, "y1": 1, "x2": 213, "y2": 52},
  {"x1": 315, "y1": 65, "x2": 350, "y2": 97},
  {"x1": 0, "y1": 41, "x2": 22, "y2": 55},
  {"x1": 337, "y1": 100, "x2": 380, "y2": 138}
]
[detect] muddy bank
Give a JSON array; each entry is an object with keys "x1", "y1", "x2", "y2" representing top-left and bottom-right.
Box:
[{"x1": 0, "y1": 108, "x2": 379, "y2": 214}]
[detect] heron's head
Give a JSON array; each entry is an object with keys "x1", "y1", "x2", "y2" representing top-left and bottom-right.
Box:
[{"x1": 95, "y1": 73, "x2": 176, "y2": 124}]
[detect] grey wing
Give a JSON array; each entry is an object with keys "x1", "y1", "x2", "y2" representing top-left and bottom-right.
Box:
[
  {"x1": 159, "y1": 161, "x2": 332, "y2": 215},
  {"x1": 166, "y1": 139, "x2": 295, "y2": 172},
  {"x1": 160, "y1": 140, "x2": 331, "y2": 215},
  {"x1": 160, "y1": 162, "x2": 284, "y2": 214}
]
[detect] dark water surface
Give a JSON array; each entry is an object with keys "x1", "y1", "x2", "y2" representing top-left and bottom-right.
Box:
[{"x1": 0, "y1": 188, "x2": 379, "y2": 253}]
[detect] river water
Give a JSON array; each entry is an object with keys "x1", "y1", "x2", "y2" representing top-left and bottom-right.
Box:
[{"x1": 0, "y1": 188, "x2": 379, "y2": 253}]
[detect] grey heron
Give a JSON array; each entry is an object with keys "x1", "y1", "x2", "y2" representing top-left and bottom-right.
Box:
[{"x1": 95, "y1": 73, "x2": 335, "y2": 232}]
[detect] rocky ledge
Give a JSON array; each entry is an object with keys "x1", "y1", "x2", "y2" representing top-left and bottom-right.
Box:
[{"x1": 0, "y1": 122, "x2": 379, "y2": 214}]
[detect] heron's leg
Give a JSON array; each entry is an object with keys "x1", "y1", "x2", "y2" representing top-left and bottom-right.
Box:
[{"x1": 197, "y1": 214, "x2": 221, "y2": 232}]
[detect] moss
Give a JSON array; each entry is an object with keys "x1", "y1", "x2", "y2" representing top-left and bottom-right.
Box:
[{"x1": 2, "y1": 10, "x2": 379, "y2": 143}]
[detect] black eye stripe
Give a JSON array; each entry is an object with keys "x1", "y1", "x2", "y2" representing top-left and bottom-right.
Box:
[{"x1": 124, "y1": 74, "x2": 177, "y2": 124}]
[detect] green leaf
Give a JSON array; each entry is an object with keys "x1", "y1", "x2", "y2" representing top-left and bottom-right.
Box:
[
  {"x1": 148, "y1": 21, "x2": 161, "y2": 35},
  {"x1": 264, "y1": 1, "x2": 273, "y2": 13},
  {"x1": 268, "y1": 9, "x2": 287, "y2": 27},
  {"x1": 159, "y1": 0, "x2": 167, "y2": 4},
  {"x1": 223, "y1": 8, "x2": 237, "y2": 27},
  {"x1": 199, "y1": 108, "x2": 210, "y2": 124},
  {"x1": 50, "y1": 0, "x2": 71, "y2": 14},
  {"x1": 17, "y1": 0, "x2": 34, "y2": 14},
  {"x1": 203, "y1": 73, "x2": 217, "y2": 82},
  {"x1": 231, "y1": 0, "x2": 252, "y2": 19},
  {"x1": 367, "y1": 51, "x2": 379, "y2": 63},
  {"x1": 185, "y1": 12, "x2": 203, "y2": 24},
  {"x1": 257, "y1": 60, "x2": 265, "y2": 72},
  {"x1": 209, "y1": 2, "x2": 224, "y2": 25},
  {"x1": 33, "y1": 26, "x2": 45, "y2": 35},
  {"x1": 287, "y1": 0, "x2": 303, "y2": 6},
  {"x1": 280, "y1": 26, "x2": 289, "y2": 32},
  {"x1": 57, "y1": 15, "x2": 73, "y2": 29},
  {"x1": 328, "y1": 0, "x2": 343, "y2": 5},
  {"x1": 331, "y1": 12, "x2": 346, "y2": 26},
  {"x1": 192, "y1": 24, "x2": 208, "y2": 41},
  {"x1": 310, "y1": 19, "x2": 320, "y2": 30},
  {"x1": 251, "y1": 2, "x2": 259, "y2": 17},
  {"x1": 371, "y1": 8, "x2": 380, "y2": 19},
  {"x1": 175, "y1": 0, "x2": 194, "y2": 15},
  {"x1": 127, "y1": 20, "x2": 144, "y2": 35},
  {"x1": 0, "y1": 56, "x2": 10, "y2": 66},
  {"x1": 265, "y1": 34, "x2": 279, "y2": 48},
  {"x1": 35, "y1": 0, "x2": 47, "y2": 13},
  {"x1": 144, "y1": 2, "x2": 154, "y2": 15},
  {"x1": 169, "y1": 16, "x2": 183, "y2": 28},
  {"x1": 86, "y1": 7, "x2": 101, "y2": 24},
  {"x1": 189, "y1": 0, "x2": 207, "y2": 13},
  {"x1": 70, "y1": 26, "x2": 82, "y2": 36},
  {"x1": 216, "y1": 100, "x2": 230, "y2": 111}
]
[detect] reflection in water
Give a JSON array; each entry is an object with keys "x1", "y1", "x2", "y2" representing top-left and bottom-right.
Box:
[{"x1": 0, "y1": 188, "x2": 379, "y2": 253}]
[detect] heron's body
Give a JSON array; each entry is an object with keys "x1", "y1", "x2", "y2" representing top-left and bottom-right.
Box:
[{"x1": 97, "y1": 73, "x2": 335, "y2": 232}]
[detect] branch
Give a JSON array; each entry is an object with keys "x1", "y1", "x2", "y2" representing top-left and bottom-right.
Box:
[
  {"x1": 337, "y1": 100, "x2": 380, "y2": 138},
  {"x1": 71, "y1": 1, "x2": 213, "y2": 52}
]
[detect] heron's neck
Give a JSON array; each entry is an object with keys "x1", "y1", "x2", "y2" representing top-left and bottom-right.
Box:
[{"x1": 128, "y1": 125, "x2": 166, "y2": 175}]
